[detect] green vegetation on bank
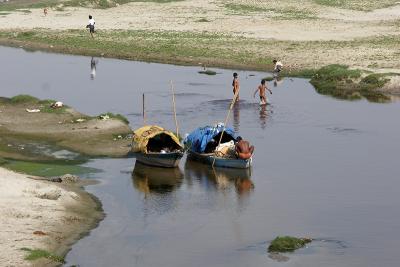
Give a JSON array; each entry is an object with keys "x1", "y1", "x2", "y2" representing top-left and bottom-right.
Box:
[
  {"x1": 21, "y1": 248, "x2": 65, "y2": 263},
  {"x1": 0, "y1": 0, "x2": 182, "y2": 11},
  {"x1": 224, "y1": 3, "x2": 316, "y2": 19},
  {"x1": 268, "y1": 236, "x2": 312, "y2": 253},
  {"x1": 0, "y1": 94, "x2": 70, "y2": 113},
  {"x1": 313, "y1": 0, "x2": 399, "y2": 11},
  {"x1": 308, "y1": 65, "x2": 392, "y2": 102},
  {"x1": 0, "y1": 30, "x2": 398, "y2": 102},
  {"x1": 0, "y1": 29, "x2": 275, "y2": 70},
  {"x1": 2, "y1": 29, "x2": 399, "y2": 77}
]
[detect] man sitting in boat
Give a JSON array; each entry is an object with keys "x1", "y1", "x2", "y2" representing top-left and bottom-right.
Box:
[{"x1": 235, "y1": 136, "x2": 254, "y2": 160}]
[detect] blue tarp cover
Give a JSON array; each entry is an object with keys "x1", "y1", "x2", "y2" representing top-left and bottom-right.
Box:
[{"x1": 184, "y1": 124, "x2": 236, "y2": 153}]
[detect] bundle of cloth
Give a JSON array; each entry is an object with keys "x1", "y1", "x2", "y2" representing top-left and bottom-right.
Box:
[{"x1": 214, "y1": 137, "x2": 254, "y2": 160}]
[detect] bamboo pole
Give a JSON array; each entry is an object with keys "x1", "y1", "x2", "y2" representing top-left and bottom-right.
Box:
[
  {"x1": 212, "y1": 88, "x2": 239, "y2": 167},
  {"x1": 170, "y1": 80, "x2": 179, "y2": 138},
  {"x1": 142, "y1": 93, "x2": 146, "y2": 125}
]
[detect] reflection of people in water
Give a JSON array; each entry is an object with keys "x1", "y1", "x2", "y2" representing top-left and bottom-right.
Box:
[
  {"x1": 259, "y1": 104, "x2": 267, "y2": 130},
  {"x1": 90, "y1": 57, "x2": 98, "y2": 80},
  {"x1": 235, "y1": 178, "x2": 254, "y2": 196},
  {"x1": 273, "y1": 76, "x2": 284, "y2": 87},
  {"x1": 233, "y1": 101, "x2": 240, "y2": 132}
]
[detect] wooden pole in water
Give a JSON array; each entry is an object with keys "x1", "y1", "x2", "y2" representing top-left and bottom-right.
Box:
[
  {"x1": 142, "y1": 93, "x2": 146, "y2": 125},
  {"x1": 170, "y1": 80, "x2": 179, "y2": 138},
  {"x1": 212, "y1": 88, "x2": 240, "y2": 167}
]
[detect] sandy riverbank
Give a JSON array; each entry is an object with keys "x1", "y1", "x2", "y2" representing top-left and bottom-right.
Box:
[{"x1": 0, "y1": 167, "x2": 103, "y2": 266}]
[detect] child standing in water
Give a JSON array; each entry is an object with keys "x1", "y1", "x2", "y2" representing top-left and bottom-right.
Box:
[
  {"x1": 253, "y1": 79, "x2": 272, "y2": 105},
  {"x1": 87, "y1": 15, "x2": 95, "y2": 38},
  {"x1": 232, "y1": 72, "x2": 240, "y2": 100}
]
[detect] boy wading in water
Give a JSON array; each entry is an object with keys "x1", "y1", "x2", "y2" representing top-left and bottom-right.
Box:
[
  {"x1": 87, "y1": 15, "x2": 95, "y2": 38},
  {"x1": 253, "y1": 79, "x2": 272, "y2": 105},
  {"x1": 232, "y1": 72, "x2": 240, "y2": 101}
]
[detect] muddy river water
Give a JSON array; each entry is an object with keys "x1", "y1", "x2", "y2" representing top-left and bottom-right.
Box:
[{"x1": 1, "y1": 46, "x2": 400, "y2": 267}]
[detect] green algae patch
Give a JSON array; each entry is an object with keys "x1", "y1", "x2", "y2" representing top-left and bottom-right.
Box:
[
  {"x1": 263, "y1": 76, "x2": 274, "y2": 81},
  {"x1": 0, "y1": 159, "x2": 98, "y2": 177},
  {"x1": 198, "y1": 69, "x2": 217, "y2": 75},
  {"x1": 268, "y1": 236, "x2": 312, "y2": 253}
]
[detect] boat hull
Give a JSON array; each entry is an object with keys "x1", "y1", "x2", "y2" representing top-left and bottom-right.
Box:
[
  {"x1": 133, "y1": 151, "x2": 184, "y2": 168},
  {"x1": 187, "y1": 151, "x2": 252, "y2": 169}
]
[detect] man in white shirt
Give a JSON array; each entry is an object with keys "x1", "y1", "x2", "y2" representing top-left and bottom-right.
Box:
[
  {"x1": 87, "y1": 15, "x2": 95, "y2": 38},
  {"x1": 272, "y1": 59, "x2": 283, "y2": 77}
]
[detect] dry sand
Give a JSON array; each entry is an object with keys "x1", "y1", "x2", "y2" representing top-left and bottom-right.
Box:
[
  {"x1": 0, "y1": 167, "x2": 102, "y2": 266},
  {"x1": 1, "y1": 0, "x2": 400, "y2": 41}
]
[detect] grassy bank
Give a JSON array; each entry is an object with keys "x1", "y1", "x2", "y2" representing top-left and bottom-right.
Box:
[
  {"x1": 0, "y1": 0, "x2": 183, "y2": 12},
  {"x1": 1, "y1": 29, "x2": 400, "y2": 74},
  {"x1": 0, "y1": 29, "x2": 399, "y2": 101}
]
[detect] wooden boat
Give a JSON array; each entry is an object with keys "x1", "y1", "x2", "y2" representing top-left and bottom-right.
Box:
[
  {"x1": 184, "y1": 124, "x2": 253, "y2": 169},
  {"x1": 187, "y1": 150, "x2": 251, "y2": 169},
  {"x1": 131, "y1": 125, "x2": 184, "y2": 168}
]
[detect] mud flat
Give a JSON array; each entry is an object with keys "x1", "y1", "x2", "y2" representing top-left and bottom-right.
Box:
[
  {"x1": 0, "y1": 95, "x2": 132, "y2": 160},
  {"x1": 0, "y1": 167, "x2": 103, "y2": 266}
]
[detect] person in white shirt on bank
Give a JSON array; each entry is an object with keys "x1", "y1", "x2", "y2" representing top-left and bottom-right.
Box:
[
  {"x1": 86, "y1": 15, "x2": 95, "y2": 38},
  {"x1": 272, "y1": 59, "x2": 283, "y2": 77}
]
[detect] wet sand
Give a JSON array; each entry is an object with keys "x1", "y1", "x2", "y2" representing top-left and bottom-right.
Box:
[
  {"x1": 0, "y1": 96, "x2": 132, "y2": 160},
  {"x1": 0, "y1": 167, "x2": 103, "y2": 266}
]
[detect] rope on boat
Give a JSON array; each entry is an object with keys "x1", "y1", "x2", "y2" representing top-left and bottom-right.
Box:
[{"x1": 212, "y1": 87, "x2": 240, "y2": 167}]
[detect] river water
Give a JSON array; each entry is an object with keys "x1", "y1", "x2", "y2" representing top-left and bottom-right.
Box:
[{"x1": 1, "y1": 46, "x2": 400, "y2": 267}]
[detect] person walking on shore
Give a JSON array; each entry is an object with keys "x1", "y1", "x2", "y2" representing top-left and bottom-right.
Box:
[
  {"x1": 87, "y1": 15, "x2": 95, "y2": 38},
  {"x1": 232, "y1": 72, "x2": 240, "y2": 101}
]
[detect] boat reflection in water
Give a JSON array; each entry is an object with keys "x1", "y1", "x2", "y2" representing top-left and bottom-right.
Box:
[
  {"x1": 184, "y1": 161, "x2": 253, "y2": 197},
  {"x1": 132, "y1": 162, "x2": 184, "y2": 195}
]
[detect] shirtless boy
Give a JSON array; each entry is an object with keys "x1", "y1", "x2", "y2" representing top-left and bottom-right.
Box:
[
  {"x1": 253, "y1": 79, "x2": 272, "y2": 104},
  {"x1": 232, "y1": 72, "x2": 240, "y2": 100}
]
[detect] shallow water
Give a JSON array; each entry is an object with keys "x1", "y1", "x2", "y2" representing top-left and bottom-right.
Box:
[{"x1": 1, "y1": 46, "x2": 400, "y2": 267}]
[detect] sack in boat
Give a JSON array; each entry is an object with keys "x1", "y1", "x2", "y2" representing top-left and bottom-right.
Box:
[{"x1": 214, "y1": 140, "x2": 236, "y2": 158}]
